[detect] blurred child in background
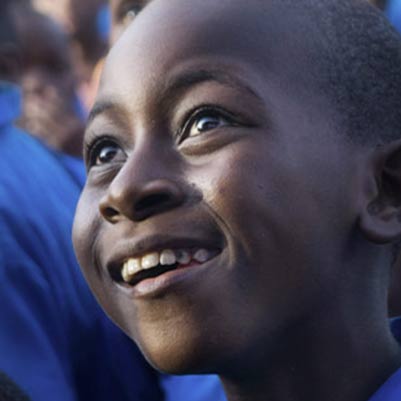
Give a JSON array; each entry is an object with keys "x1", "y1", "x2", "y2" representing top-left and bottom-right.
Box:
[
  {"x1": 32, "y1": 0, "x2": 109, "y2": 112},
  {"x1": 11, "y1": 2, "x2": 85, "y2": 157}
]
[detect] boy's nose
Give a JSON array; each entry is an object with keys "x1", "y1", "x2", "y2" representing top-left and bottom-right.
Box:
[{"x1": 99, "y1": 158, "x2": 186, "y2": 223}]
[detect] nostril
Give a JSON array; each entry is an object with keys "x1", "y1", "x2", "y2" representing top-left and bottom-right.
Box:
[
  {"x1": 100, "y1": 179, "x2": 185, "y2": 222},
  {"x1": 102, "y1": 206, "x2": 119, "y2": 220},
  {"x1": 134, "y1": 193, "x2": 173, "y2": 213}
]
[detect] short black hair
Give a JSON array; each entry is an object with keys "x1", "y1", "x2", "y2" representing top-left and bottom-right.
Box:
[
  {"x1": 0, "y1": 0, "x2": 17, "y2": 47},
  {"x1": 290, "y1": 0, "x2": 401, "y2": 146}
]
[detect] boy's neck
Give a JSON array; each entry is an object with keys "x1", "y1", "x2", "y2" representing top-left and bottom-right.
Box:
[{"x1": 220, "y1": 307, "x2": 401, "y2": 401}]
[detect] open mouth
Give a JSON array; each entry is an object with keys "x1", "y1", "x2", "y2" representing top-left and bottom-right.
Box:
[{"x1": 111, "y1": 248, "x2": 220, "y2": 287}]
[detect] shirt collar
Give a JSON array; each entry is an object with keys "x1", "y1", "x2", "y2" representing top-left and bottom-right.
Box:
[{"x1": 0, "y1": 81, "x2": 22, "y2": 128}]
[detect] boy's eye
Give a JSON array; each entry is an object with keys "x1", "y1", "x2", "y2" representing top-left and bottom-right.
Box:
[
  {"x1": 182, "y1": 108, "x2": 234, "y2": 140},
  {"x1": 97, "y1": 145, "x2": 120, "y2": 164},
  {"x1": 87, "y1": 139, "x2": 126, "y2": 168},
  {"x1": 191, "y1": 115, "x2": 227, "y2": 134}
]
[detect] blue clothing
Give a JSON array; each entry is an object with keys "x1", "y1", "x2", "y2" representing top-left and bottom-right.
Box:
[
  {"x1": 367, "y1": 318, "x2": 401, "y2": 401},
  {"x1": 161, "y1": 374, "x2": 226, "y2": 401},
  {"x1": 97, "y1": 4, "x2": 111, "y2": 42},
  {"x1": 386, "y1": 0, "x2": 401, "y2": 34},
  {"x1": 368, "y1": 366, "x2": 401, "y2": 401},
  {"x1": 0, "y1": 83, "x2": 163, "y2": 401}
]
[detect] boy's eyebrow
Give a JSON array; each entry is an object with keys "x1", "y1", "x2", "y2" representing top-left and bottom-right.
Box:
[
  {"x1": 87, "y1": 101, "x2": 117, "y2": 125},
  {"x1": 162, "y1": 69, "x2": 263, "y2": 103},
  {"x1": 87, "y1": 69, "x2": 264, "y2": 125}
]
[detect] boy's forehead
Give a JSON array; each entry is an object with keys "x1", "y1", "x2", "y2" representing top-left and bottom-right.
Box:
[
  {"x1": 96, "y1": 0, "x2": 340, "y2": 144},
  {"x1": 105, "y1": 0, "x2": 318, "y2": 90},
  {"x1": 119, "y1": 0, "x2": 300, "y2": 46}
]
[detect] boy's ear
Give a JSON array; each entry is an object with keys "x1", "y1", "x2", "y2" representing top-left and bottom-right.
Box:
[{"x1": 359, "y1": 139, "x2": 401, "y2": 244}]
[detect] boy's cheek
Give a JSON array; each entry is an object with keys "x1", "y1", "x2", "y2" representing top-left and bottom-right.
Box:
[{"x1": 73, "y1": 190, "x2": 101, "y2": 269}]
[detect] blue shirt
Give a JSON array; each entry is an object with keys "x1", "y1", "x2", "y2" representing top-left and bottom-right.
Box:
[
  {"x1": 368, "y1": 367, "x2": 401, "y2": 401},
  {"x1": 386, "y1": 0, "x2": 401, "y2": 34},
  {"x1": 161, "y1": 374, "x2": 226, "y2": 401},
  {"x1": 0, "y1": 83, "x2": 163, "y2": 401},
  {"x1": 367, "y1": 318, "x2": 401, "y2": 401}
]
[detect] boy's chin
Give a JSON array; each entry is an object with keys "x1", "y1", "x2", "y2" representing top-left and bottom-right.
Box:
[{"x1": 136, "y1": 335, "x2": 219, "y2": 375}]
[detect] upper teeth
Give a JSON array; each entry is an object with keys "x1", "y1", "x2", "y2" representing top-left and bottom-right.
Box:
[{"x1": 121, "y1": 248, "x2": 212, "y2": 283}]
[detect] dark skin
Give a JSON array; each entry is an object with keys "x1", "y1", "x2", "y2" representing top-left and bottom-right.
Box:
[
  {"x1": 363, "y1": 0, "x2": 401, "y2": 317},
  {"x1": 369, "y1": 0, "x2": 401, "y2": 317},
  {"x1": 73, "y1": 1, "x2": 401, "y2": 400}
]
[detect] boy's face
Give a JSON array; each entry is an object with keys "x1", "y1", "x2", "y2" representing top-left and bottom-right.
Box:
[{"x1": 74, "y1": 0, "x2": 363, "y2": 374}]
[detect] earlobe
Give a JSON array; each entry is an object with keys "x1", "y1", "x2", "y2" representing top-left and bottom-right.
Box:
[{"x1": 359, "y1": 139, "x2": 401, "y2": 244}]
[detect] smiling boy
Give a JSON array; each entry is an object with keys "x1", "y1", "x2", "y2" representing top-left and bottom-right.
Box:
[{"x1": 74, "y1": 1, "x2": 401, "y2": 400}]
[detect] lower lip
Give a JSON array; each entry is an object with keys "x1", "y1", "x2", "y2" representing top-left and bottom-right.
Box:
[{"x1": 118, "y1": 256, "x2": 220, "y2": 299}]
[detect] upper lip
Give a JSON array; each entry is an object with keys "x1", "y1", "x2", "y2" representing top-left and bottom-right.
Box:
[{"x1": 106, "y1": 233, "x2": 224, "y2": 283}]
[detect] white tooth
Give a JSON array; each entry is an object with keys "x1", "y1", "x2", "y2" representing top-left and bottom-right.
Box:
[
  {"x1": 141, "y1": 253, "x2": 159, "y2": 269},
  {"x1": 176, "y1": 250, "x2": 191, "y2": 265},
  {"x1": 193, "y1": 249, "x2": 210, "y2": 263},
  {"x1": 127, "y1": 258, "x2": 141, "y2": 275},
  {"x1": 122, "y1": 262, "x2": 130, "y2": 282},
  {"x1": 160, "y1": 249, "x2": 176, "y2": 266}
]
